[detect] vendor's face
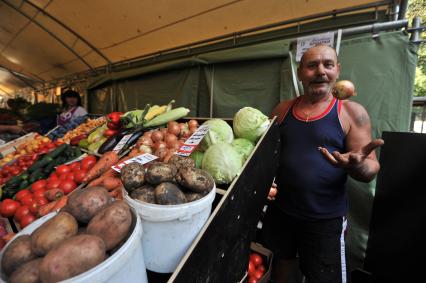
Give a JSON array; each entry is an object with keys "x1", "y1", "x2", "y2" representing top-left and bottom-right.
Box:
[
  {"x1": 297, "y1": 45, "x2": 340, "y2": 97},
  {"x1": 65, "y1": 97, "x2": 78, "y2": 107}
]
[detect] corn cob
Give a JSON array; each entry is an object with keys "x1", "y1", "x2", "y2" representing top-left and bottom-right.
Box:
[
  {"x1": 143, "y1": 107, "x2": 190, "y2": 127},
  {"x1": 144, "y1": 100, "x2": 175, "y2": 121}
]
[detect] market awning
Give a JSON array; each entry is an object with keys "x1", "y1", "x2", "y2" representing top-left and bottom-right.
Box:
[{"x1": 0, "y1": 0, "x2": 395, "y2": 93}]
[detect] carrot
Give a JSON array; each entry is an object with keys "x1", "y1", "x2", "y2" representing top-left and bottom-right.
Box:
[
  {"x1": 109, "y1": 187, "x2": 123, "y2": 199},
  {"x1": 83, "y1": 151, "x2": 119, "y2": 183},
  {"x1": 102, "y1": 177, "x2": 123, "y2": 191},
  {"x1": 44, "y1": 189, "x2": 64, "y2": 202},
  {"x1": 52, "y1": 195, "x2": 68, "y2": 211},
  {"x1": 87, "y1": 156, "x2": 131, "y2": 187},
  {"x1": 38, "y1": 201, "x2": 58, "y2": 217}
]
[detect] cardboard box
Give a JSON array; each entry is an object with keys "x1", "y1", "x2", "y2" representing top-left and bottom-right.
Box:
[{"x1": 250, "y1": 242, "x2": 273, "y2": 283}]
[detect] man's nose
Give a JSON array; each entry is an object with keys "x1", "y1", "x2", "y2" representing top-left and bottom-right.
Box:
[{"x1": 316, "y1": 64, "x2": 326, "y2": 75}]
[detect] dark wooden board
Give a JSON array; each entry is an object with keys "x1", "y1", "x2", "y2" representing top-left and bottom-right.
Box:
[{"x1": 169, "y1": 120, "x2": 280, "y2": 282}]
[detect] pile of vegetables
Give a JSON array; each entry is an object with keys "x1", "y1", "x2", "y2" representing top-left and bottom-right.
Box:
[
  {"x1": 46, "y1": 116, "x2": 87, "y2": 141},
  {"x1": 0, "y1": 186, "x2": 133, "y2": 282},
  {"x1": 0, "y1": 154, "x2": 39, "y2": 186},
  {"x1": 63, "y1": 117, "x2": 106, "y2": 145},
  {"x1": 122, "y1": 156, "x2": 214, "y2": 205},
  {"x1": 1, "y1": 144, "x2": 83, "y2": 200},
  {"x1": 247, "y1": 252, "x2": 267, "y2": 283}
]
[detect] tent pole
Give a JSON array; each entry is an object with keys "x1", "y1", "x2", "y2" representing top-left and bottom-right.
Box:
[
  {"x1": 1, "y1": 0, "x2": 96, "y2": 73},
  {"x1": 398, "y1": 0, "x2": 409, "y2": 20},
  {"x1": 410, "y1": 17, "x2": 422, "y2": 42},
  {"x1": 22, "y1": 0, "x2": 112, "y2": 64}
]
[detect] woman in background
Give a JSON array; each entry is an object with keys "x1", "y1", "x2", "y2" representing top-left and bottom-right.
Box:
[{"x1": 57, "y1": 90, "x2": 87, "y2": 126}]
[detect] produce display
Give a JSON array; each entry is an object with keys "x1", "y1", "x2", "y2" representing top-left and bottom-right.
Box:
[
  {"x1": 0, "y1": 135, "x2": 56, "y2": 167},
  {"x1": 46, "y1": 116, "x2": 87, "y2": 141},
  {"x1": 0, "y1": 186, "x2": 133, "y2": 282},
  {"x1": 63, "y1": 116, "x2": 106, "y2": 145},
  {"x1": 0, "y1": 154, "x2": 39, "y2": 186},
  {"x1": 247, "y1": 252, "x2": 267, "y2": 283},
  {"x1": 122, "y1": 156, "x2": 214, "y2": 205}
]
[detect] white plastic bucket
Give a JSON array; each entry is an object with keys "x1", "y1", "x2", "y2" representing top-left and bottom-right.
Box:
[
  {"x1": 0, "y1": 208, "x2": 148, "y2": 283},
  {"x1": 125, "y1": 185, "x2": 216, "y2": 273}
]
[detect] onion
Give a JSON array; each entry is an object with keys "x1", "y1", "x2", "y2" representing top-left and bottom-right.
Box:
[
  {"x1": 138, "y1": 145, "x2": 153, "y2": 154},
  {"x1": 143, "y1": 131, "x2": 153, "y2": 139},
  {"x1": 332, "y1": 80, "x2": 356, "y2": 100},
  {"x1": 154, "y1": 147, "x2": 168, "y2": 161},
  {"x1": 152, "y1": 141, "x2": 166, "y2": 151},
  {"x1": 160, "y1": 128, "x2": 168, "y2": 136},
  {"x1": 151, "y1": 130, "x2": 164, "y2": 142},
  {"x1": 189, "y1": 126, "x2": 197, "y2": 135},
  {"x1": 168, "y1": 123, "x2": 180, "y2": 136},
  {"x1": 136, "y1": 136, "x2": 153, "y2": 147},
  {"x1": 179, "y1": 123, "x2": 188, "y2": 132},
  {"x1": 168, "y1": 140, "x2": 181, "y2": 150},
  {"x1": 163, "y1": 149, "x2": 177, "y2": 162},
  {"x1": 181, "y1": 129, "x2": 191, "y2": 139},
  {"x1": 164, "y1": 133, "x2": 178, "y2": 147},
  {"x1": 188, "y1": 119, "x2": 198, "y2": 129}
]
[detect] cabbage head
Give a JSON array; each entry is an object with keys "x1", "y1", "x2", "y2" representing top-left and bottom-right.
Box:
[
  {"x1": 233, "y1": 107, "x2": 269, "y2": 142},
  {"x1": 232, "y1": 138, "x2": 255, "y2": 161},
  {"x1": 200, "y1": 119, "x2": 234, "y2": 151},
  {"x1": 202, "y1": 143, "x2": 243, "y2": 184},
  {"x1": 190, "y1": 151, "x2": 204, "y2": 169}
]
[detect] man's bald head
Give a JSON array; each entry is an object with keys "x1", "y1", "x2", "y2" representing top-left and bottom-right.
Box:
[{"x1": 299, "y1": 44, "x2": 338, "y2": 67}]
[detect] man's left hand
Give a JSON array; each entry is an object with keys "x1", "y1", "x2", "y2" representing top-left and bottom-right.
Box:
[{"x1": 318, "y1": 139, "x2": 384, "y2": 169}]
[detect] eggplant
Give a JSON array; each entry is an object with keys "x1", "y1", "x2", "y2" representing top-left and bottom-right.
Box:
[
  {"x1": 97, "y1": 128, "x2": 135, "y2": 154},
  {"x1": 118, "y1": 127, "x2": 155, "y2": 155}
]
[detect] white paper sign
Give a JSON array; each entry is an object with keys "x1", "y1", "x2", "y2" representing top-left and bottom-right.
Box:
[
  {"x1": 296, "y1": 32, "x2": 335, "y2": 62},
  {"x1": 113, "y1": 134, "x2": 132, "y2": 153},
  {"x1": 176, "y1": 125, "x2": 210, "y2": 157},
  {"x1": 112, "y1": 153, "x2": 158, "y2": 173}
]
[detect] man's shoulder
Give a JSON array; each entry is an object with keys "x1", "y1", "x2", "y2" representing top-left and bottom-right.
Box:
[
  {"x1": 271, "y1": 98, "x2": 297, "y2": 120},
  {"x1": 340, "y1": 100, "x2": 371, "y2": 128}
]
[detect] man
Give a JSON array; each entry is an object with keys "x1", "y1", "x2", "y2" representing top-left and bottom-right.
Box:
[{"x1": 261, "y1": 45, "x2": 383, "y2": 283}]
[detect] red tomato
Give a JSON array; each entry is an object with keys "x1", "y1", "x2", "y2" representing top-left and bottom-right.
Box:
[
  {"x1": 10, "y1": 167, "x2": 20, "y2": 176},
  {"x1": 15, "y1": 190, "x2": 32, "y2": 202},
  {"x1": 46, "y1": 143, "x2": 56, "y2": 149},
  {"x1": 248, "y1": 277, "x2": 258, "y2": 283},
  {"x1": 56, "y1": 165, "x2": 70, "y2": 175},
  {"x1": 21, "y1": 166, "x2": 28, "y2": 171},
  {"x1": 59, "y1": 174, "x2": 69, "y2": 181},
  {"x1": 31, "y1": 153, "x2": 38, "y2": 161},
  {"x1": 48, "y1": 173, "x2": 59, "y2": 182},
  {"x1": 29, "y1": 202, "x2": 39, "y2": 215},
  {"x1": 32, "y1": 190, "x2": 46, "y2": 199},
  {"x1": 252, "y1": 269, "x2": 264, "y2": 280},
  {"x1": 0, "y1": 200, "x2": 20, "y2": 218},
  {"x1": 248, "y1": 261, "x2": 256, "y2": 276},
  {"x1": 250, "y1": 253, "x2": 263, "y2": 267},
  {"x1": 257, "y1": 265, "x2": 266, "y2": 274},
  {"x1": 14, "y1": 205, "x2": 30, "y2": 222},
  {"x1": 20, "y1": 214, "x2": 36, "y2": 229},
  {"x1": 59, "y1": 180, "x2": 77, "y2": 195},
  {"x1": 81, "y1": 155, "x2": 97, "y2": 171},
  {"x1": 20, "y1": 195, "x2": 34, "y2": 206},
  {"x1": 47, "y1": 179, "x2": 61, "y2": 190},
  {"x1": 73, "y1": 169, "x2": 86, "y2": 184},
  {"x1": 64, "y1": 172, "x2": 75, "y2": 181},
  {"x1": 31, "y1": 179, "x2": 47, "y2": 192},
  {"x1": 69, "y1": 162, "x2": 81, "y2": 171},
  {"x1": 34, "y1": 197, "x2": 48, "y2": 207}
]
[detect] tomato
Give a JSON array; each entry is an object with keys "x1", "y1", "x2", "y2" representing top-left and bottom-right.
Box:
[
  {"x1": 15, "y1": 190, "x2": 31, "y2": 202},
  {"x1": 248, "y1": 277, "x2": 258, "y2": 283},
  {"x1": 69, "y1": 162, "x2": 81, "y2": 171},
  {"x1": 32, "y1": 190, "x2": 46, "y2": 199},
  {"x1": 20, "y1": 214, "x2": 36, "y2": 229},
  {"x1": 250, "y1": 253, "x2": 263, "y2": 267},
  {"x1": 104, "y1": 129, "x2": 118, "y2": 137},
  {"x1": 34, "y1": 197, "x2": 48, "y2": 207},
  {"x1": 31, "y1": 153, "x2": 38, "y2": 161},
  {"x1": 107, "y1": 112, "x2": 123, "y2": 124},
  {"x1": 21, "y1": 166, "x2": 28, "y2": 171},
  {"x1": 31, "y1": 179, "x2": 47, "y2": 192},
  {"x1": 20, "y1": 195, "x2": 34, "y2": 206},
  {"x1": 14, "y1": 205, "x2": 30, "y2": 222},
  {"x1": 81, "y1": 155, "x2": 97, "y2": 171},
  {"x1": 73, "y1": 169, "x2": 86, "y2": 184},
  {"x1": 48, "y1": 173, "x2": 59, "y2": 182},
  {"x1": 107, "y1": 122, "x2": 120, "y2": 130},
  {"x1": 46, "y1": 143, "x2": 56, "y2": 149},
  {"x1": 10, "y1": 167, "x2": 20, "y2": 176},
  {"x1": 56, "y1": 165, "x2": 70, "y2": 175},
  {"x1": 0, "y1": 200, "x2": 20, "y2": 217},
  {"x1": 252, "y1": 269, "x2": 264, "y2": 280},
  {"x1": 29, "y1": 202, "x2": 39, "y2": 215},
  {"x1": 248, "y1": 261, "x2": 256, "y2": 276},
  {"x1": 257, "y1": 265, "x2": 266, "y2": 274},
  {"x1": 59, "y1": 180, "x2": 77, "y2": 195},
  {"x1": 59, "y1": 174, "x2": 69, "y2": 181},
  {"x1": 47, "y1": 179, "x2": 61, "y2": 190},
  {"x1": 64, "y1": 172, "x2": 75, "y2": 181}
]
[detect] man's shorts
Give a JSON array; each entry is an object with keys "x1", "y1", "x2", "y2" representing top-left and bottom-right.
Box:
[{"x1": 259, "y1": 204, "x2": 347, "y2": 283}]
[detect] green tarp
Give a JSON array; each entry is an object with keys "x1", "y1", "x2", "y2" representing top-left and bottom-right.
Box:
[{"x1": 88, "y1": 31, "x2": 417, "y2": 270}]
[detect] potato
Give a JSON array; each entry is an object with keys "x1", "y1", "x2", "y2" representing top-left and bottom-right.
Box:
[
  {"x1": 176, "y1": 167, "x2": 215, "y2": 193},
  {"x1": 66, "y1": 186, "x2": 113, "y2": 223},
  {"x1": 1, "y1": 235, "x2": 37, "y2": 276},
  {"x1": 40, "y1": 235, "x2": 106, "y2": 283},
  {"x1": 87, "y1": 201, "x2": 132, "y2": 251},
  {"x1": 168, "y1": 155, "x2": 195, "y2": 170},
  {"x1": 130, "y1": 185, "x2": 155, "y2": 203},
  {"x1": 146, "y1": 162, "x2": 178, "y2": 185},
  {"x1": 9, "y1": 258, "x2": 42, "y2": 283},
  {"x1": 154, "y1": 182, "x2": 187, "y2": 205},
  {"x1": 185, "y1": 192, "x2": 207, "y2": 202},
  {"x1": 121, "y1": 163, "x2": 145, "y2": 192},
  {"x1": 31, "y1": 212, "x2": 78, "y2": 256}
]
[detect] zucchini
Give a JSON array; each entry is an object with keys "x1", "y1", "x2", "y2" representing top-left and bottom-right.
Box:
[
  {"x1": 29, "y1": 168, "x2": 44, "y2": 183},
  {"x1": 44, "y1": 143, "x2": 69, "y2": 159},
  {"x1": 28, "y1": 157, "x2": 53, "y2": 173},
  {"x1": 18, "y1": 180, "x2": 29, "y2": 190}
]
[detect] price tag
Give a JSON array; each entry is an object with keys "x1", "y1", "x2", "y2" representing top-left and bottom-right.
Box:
[
  {"x1": 112, "y1": 153, "x2": 158, "y2": 173},
  {"x1": 296, "y1": 32, "x2": 334, "y2": 62},
  {"x1": 176, "y1": 125, "x2": 209, "y2": 156},
  {"x1": 113, "y1": 134, "x2": 132, "y2": 153}
]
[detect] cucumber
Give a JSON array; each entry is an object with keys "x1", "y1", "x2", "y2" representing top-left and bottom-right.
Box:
[
  {"x1": 29, "y1": 169, "x2": 44, "y2": 183},
  {"x1": 18, "y1": 180, "x2": 29, "y2": 191},
  {"x1": 44, "y1": 144, "x2": 69, "y2": 159},
  {"x1": 28, "y1": 157, "x2": 53, "y2": 173}
]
